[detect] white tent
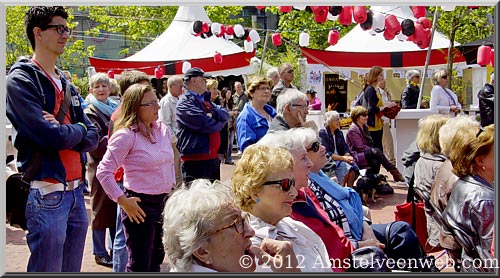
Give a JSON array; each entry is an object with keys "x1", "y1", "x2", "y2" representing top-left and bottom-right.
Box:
[
  {"x1": 326, "y1": 6, "x2": 459, "y2": 53},
  {"x1": 89, "y1": 6, "x2": 255, "y2": 77}
]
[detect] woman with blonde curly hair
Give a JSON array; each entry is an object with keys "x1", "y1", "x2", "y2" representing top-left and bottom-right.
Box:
[
  {"x1": 231, "y1": 144, "x2": 332, "y2": 272},
  {"x1": 443, "y1": 124, "x2": 494, "y2": 272}
]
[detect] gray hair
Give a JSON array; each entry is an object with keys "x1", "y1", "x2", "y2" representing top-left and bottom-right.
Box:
[
  {"x1": 167, "y1": 75, "x2": 183, "y2": 87},
  {"x1": 439, "y1": 115, "x2": 480, "y2": 157},
  {"x1": 276, "y1": 88, "x2": 308, "y2": 117},
  {"x1": 163, "y1": 179, "x2": 237, "y2": 272},
  {"x1": 89, "y1": 72, "x2": 110, "y2": 88},
  {"x1": 257, "y1": 127, "x2": 317, "y2": 154},
  {"x1": 267, "y1": 67, "x2": 279, "y2": 79},
  {"x1": 323, "y1": 111, "x2": 340, "y2": 127},
  {"x1": 405, "y1": 70, "x2": 420, "y2": 82}
]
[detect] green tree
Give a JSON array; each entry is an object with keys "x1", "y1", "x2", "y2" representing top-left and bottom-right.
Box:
[{"x1": 6, "y1": 6, "x2": 95, "y2": 93}]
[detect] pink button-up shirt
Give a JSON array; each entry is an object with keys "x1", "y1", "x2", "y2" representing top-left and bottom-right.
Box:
[{"x1": 97, "y1": 121, "x2": 175, "y2": 202}]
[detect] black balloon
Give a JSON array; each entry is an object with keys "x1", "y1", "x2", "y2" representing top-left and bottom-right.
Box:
[
  {"x1": 360, "y1": 10, "x2": 373, "y2": 30},
  {"x1": 401, "y1": 19, "x2": 415, "y2": 36},
  {"x1": 193, "y1": 20, "x2": 203, "y2": 34},
  {"x1": 241, "y1": 28, "x2": 250, "y2": 41},
  {"x1": 305, "y1": 6, "x2": 312, "y2": 13},
  {"x1": 329, "y1": 6, "x2": 343, "y2": 16}
]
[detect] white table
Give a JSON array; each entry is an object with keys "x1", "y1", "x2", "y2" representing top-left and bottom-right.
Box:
[{"x1": 393, "y1": 109, "x2": 436, "y2": 173}]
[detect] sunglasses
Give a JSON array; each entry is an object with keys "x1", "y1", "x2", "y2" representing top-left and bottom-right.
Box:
[
  {"x1": 307, "y1": 141, "x2": 321, "y2": 152},
  {"x1": 285, "y1": 69, "x2": 294, "y2": 74},
  {"x1": 262, "y1": 178, "x2": 295, "y2": 192},
  {"x1": 360, "y1": 113, "x2": 368, "y2": 117},
  {"x1": 441, "y1": 75, "x2": 448, "y2": 79}
]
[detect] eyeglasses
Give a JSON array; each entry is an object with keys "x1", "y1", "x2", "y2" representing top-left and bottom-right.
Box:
[
  {"x1": 262, "y1": 178, "x2": 295, "y2": 192},
  {"x1": 258, "y1": 86, "x2": 270, "y2": 91},
  {"x1": 441, "y1": 75, "x2": 448, "y2": 79},
  {"x1": 476, "y1": 127, "x2": 484, "y2": 137},
  {"x1": 307, "y1": 141, "x2": 321, "y2": 152},
  {"x1": 291, "y1": 104, "x2": 308, "y2": 111},
  {"x1": 285, "y1": 69, "x2": 294, "y2": 74},
  {"x1": 360, "y1": 113, "x2": 368, "y2": 117},
  {"x1": 43, "y1": 24, "x2": 72, "y2": 36},
  {"x1": 140, "y1": 100, "x2": 160, "y2": 107},
  {"x1": 207, "y1": 215, "x2": 247, "y2": 237}
]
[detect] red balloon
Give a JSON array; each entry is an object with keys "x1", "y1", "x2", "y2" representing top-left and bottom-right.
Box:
[
  {"x1": 279, "y1": 6, "x2": 293, "y2": 13},
  {"x1": 202, "y1": 22, "x2": 209, "y2": 33},
  {"x1": 328, "y1": 29, "x2": 340, "y2": 45},
  {"x1": 225, "y1": 25, "x2": 234, "y2": 36},
  {"x1": 155, "y1": 67, "x2": 163, "y2": 79},
  {"x1": 477, "y1": 45, "x2": 492, "y2": 66},
  {"x1": 417, "y1": 17, "x2": 432, "y2": 29},
  {"x1": 385, "y1": 14, "x2": 401, "y2": 35},
  {"x1": 310, "y1": 6, "x2": 329, "y2": 23},
  {"x1": 272, "y1": 33, "x2": 282, "y2": 46},
  {"x1": 338, "y1": 6, "x2": 353, "y2": 26},
  {"x1": 255, "y1": 6, "x2": 266, "y2": 10},
  {"x1": 383, "y1": 28, "x2": 396, "y2": 40},
  {"x1": 214, "y1": 52, "x2": 223, "y2": 65},
  {"x1": 353, "y1": 6, "x2": 367, "y2": 24},
  {"x1": 412, "y1": 6, "x2": 426, "y2": 18},
  {"x1": 107, "y1": 69, "x2": 114, "y2": 79},
  {"x1": 490, "y1": 49, "x2": 495, "y2": 67}
]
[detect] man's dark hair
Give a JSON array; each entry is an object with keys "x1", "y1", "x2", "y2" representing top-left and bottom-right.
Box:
[{"x1": 25, "y1": 6, "x2": 68, "y2": 51}]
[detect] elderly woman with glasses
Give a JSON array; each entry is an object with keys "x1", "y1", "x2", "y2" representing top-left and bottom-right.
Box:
[
  {"x1": 319, "y1": 111, "x2": 360, "y2": 187},
  {"x1": 231, "y1": 144, "x2": 332, "y2": 272},
  {"x1": 443, "y1": 124, "x2": 495, "y2": 272},
  {"x1": 235, "y1": 76, "x2": 276, "y2": 152},
  {"x1": 346, "y1": 106, "x2": 404, "y2": 182},
  {"x1": 96, "y1": 84, "x2": 175, "y2": 272},
  {"x1": 163, "y1": 179, "x2": 300, "y2": 272},
  {"x1": 430, "y1": 68, "x2": 462, "y2": 116},
  {"x1": 303, "y1": 127, "x2": 437, "y2": 272}
]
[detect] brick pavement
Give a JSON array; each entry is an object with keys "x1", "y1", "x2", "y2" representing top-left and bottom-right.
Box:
[{"x1": 5, "y1": 161, "x2": 454, "y2": 272}]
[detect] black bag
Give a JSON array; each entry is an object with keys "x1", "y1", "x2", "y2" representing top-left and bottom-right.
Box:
[
  {"x1": 6, "y1": 173, "x2": 30, "y2": 230},
  {"x1": 349, "y1": 246, "x2": 391, "y2": 272}
]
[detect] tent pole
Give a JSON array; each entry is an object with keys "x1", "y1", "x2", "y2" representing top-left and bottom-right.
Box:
[
  {"x1": 417, "y1": 7, "x2": 440, "y2": 109},
  {"x1": 259, "y1": 30, "x2": 270, "y2": 75}
]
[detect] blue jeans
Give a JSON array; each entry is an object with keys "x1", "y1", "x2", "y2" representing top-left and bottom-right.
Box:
[
  {"x1": 113, "y1": 181, "x2": 128, "y2": 272},
  {"x1": 92, "y1": 228, "x2": 116, "y2": 256},
  {"x1": 25, "y1": 185, "x2": 88, "y2": 272},
  {"x1": 226, "y1": 128, "x2": 235, "y2": 162},
  {"x1": 334, "y1": 160, "x2": 359, "y2": 183}
]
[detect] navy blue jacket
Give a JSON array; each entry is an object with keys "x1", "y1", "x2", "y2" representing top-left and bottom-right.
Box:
[
  {"x1": 176, "y1": 90, "x2": 229, "y2": 156},
  {"x1": 6, "y1": 60, "x2": 98, "y2": 184},
  {"x1": 319, "y1": 128, "x2": 351, "y2": 156}
]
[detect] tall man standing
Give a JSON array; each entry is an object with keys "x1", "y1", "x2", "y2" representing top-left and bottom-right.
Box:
[
  {"x1": 269, "y1": 63, "x2": 297, "y2": 108},
  {"x1": 176, "y1": 67, "x2": 229, "y2": 184},
  {"x1": 6, "y1": 6, "x2": 98, "y2": 272},
  {"x1": 159, "y1": 75, "x2": 184, "y2": 189}
]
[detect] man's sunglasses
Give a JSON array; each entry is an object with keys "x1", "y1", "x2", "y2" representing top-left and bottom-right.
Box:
[
  {"x1": 307, "y1": 141, "x2": 321, "y2": 152},
  {"x1": 262, "y1": 178, "x2": 295, "y2": 192}
]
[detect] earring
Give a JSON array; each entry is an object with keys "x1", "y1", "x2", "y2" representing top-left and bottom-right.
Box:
[
  {"x1": 255, "y1": 197, "x2": 260, "y2": 204},
  {"x1": 482, "y1": 166, "x2": 486, "y2": 171}
]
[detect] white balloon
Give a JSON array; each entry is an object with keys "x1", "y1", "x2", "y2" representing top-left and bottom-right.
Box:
[
  {"x1": 369, "y1": 29, "x2": 377, "y2": 36},
  {"x1": 299, "y1": 32, "x2": 310, "y2": 47},
  {"x1": 441, "y1": 6, "x2": 455, "y2": 12},
  {"x1": 234, "y1": 24, "x2": 245, "y2": 38},
  {"x1": 249, "y1": 29, "x2": 261, "y2": 43},
  {"x1": 372, "y1": 12, "x2": 385, "y2": 33},
  {"x1": 293, "y1": 6, "x2": 306, "y2": 10},
  {"x1": 182, "y1": 61, "x2": 191, "y2": 74},
  {"x1": 211, "y1": 22, "x2": 221, "y2": 36},
  {"x1": 327, "y1": 13, "x2": 339, "y2": 21},
  {"x1": 244, "y1": 40, "x2": 254, "y2": 53}
]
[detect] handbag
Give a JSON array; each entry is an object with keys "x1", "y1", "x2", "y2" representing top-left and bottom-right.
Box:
[
  {"x1": 381, "y1": 105, "x2": 401, "y2": 119},
  {"x1": 393, "y1": 175, "x2": 429, "y2": 251}
]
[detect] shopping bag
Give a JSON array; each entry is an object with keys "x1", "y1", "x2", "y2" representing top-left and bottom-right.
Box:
[{"x1": 394, "y1": 201, "x2": 428, "y2": 251}]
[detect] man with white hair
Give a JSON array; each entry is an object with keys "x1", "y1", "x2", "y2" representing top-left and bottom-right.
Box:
[
  {"x1": 269, "y1": 63, "x2": 297, "y2": 108},
  {"x1": 267, "y1": 88, "x2": 317, "y2": 132},
  {"x1": 266, "y1": 67, "x2": 280, "y2": 88},
  {"x1": 478, "y1": 71, "x2": 494, "y2": 128}
]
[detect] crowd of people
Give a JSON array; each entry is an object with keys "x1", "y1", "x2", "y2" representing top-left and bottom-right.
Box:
[{"x1": 5, "y1": 6, "x2": 496, "y2": 273}]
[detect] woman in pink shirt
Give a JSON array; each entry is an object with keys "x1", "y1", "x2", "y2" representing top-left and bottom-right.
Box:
[
  {"x1": 97, "y1": 83, "x2": 175, "y2": 272},
  {"x1": 306, "y1": 89, "x2": 322, "y2": 111}
]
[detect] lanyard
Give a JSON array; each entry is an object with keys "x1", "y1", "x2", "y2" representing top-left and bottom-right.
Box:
[{"x1": 32, "y1": 59, "x2": 64, "y2": 115}]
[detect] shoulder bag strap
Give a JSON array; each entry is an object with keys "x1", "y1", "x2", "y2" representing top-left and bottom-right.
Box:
[{"x1": 55, "y1": 82, "x2": 73, "y2": 123}]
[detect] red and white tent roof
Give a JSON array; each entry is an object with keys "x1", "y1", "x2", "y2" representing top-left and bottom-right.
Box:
[
  {"x1": 302, "y1": 6, "x2": 466, "y2": 69},
  {"x1": 89, "y1": 6, "x2": 255, "y2": 77}
]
